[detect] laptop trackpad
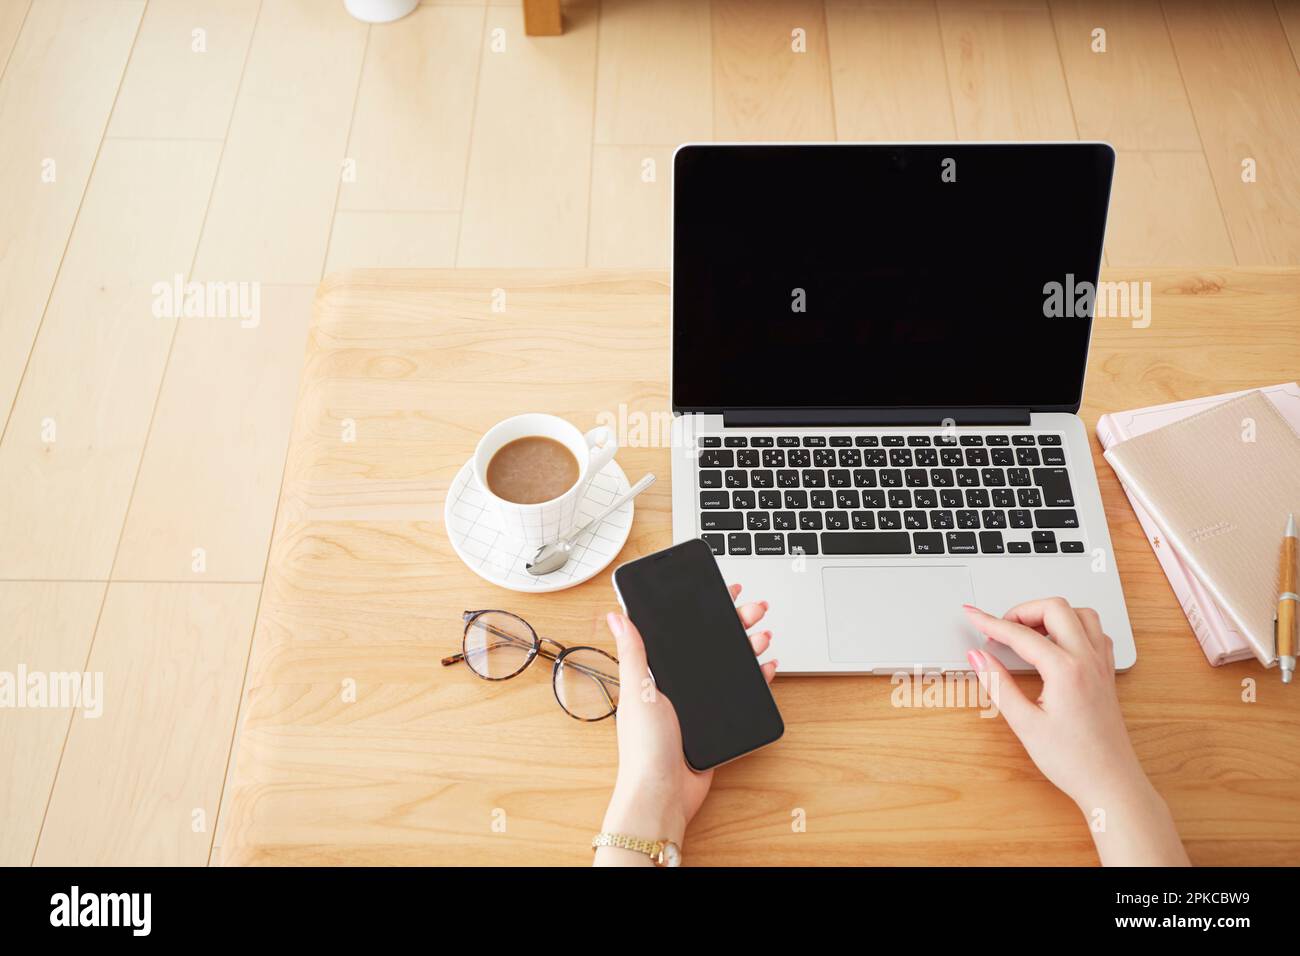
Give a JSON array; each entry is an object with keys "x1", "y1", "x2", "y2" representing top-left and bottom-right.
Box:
[{"x1": 823, "y1": 566, "x2": 977, "y2": 664}]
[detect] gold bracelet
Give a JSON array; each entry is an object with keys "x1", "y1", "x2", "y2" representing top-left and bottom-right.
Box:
[{"x1": 591, "y1": 832, "x2": 681, "y2": 866}]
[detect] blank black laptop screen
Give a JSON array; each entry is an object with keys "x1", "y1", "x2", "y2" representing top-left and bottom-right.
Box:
[{"x1": 672, "y1": 143, "x2": 1114, "y2": 415}]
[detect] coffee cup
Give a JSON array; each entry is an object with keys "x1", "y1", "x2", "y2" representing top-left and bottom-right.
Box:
[{"x1": 472, "y1": 413, "x2": 618, "y2": 549}]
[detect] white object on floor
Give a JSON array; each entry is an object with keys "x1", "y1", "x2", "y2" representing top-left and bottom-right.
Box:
[
  {"x1": 445, "y1": 457, "x2": 635, "y2": 593},
  {"x1": 343, "y1": 0, "x2": 419, "y2": 24}
]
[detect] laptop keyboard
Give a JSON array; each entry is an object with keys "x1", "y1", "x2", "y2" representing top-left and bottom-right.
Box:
[{"x1": 697, "y1": 432, "x2": 1084, "y2": 558}]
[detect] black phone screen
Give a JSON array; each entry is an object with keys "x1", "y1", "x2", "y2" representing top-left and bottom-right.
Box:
[{"x1": 613, "y1": 539, "x2": 784, "y2": 770}]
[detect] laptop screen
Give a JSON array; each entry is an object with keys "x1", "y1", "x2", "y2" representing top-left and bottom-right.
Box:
[{"x1": 672, "y1": 143, "x2": 1114, "y2": 415}]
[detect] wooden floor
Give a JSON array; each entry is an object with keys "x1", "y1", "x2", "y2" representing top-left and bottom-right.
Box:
[{"x1": 0, "y1": 0, "x2": 1297, "y2": 865}]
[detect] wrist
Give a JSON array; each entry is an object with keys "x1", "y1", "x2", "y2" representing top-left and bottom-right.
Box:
[{"x1": 602, "y1": 780, "x2": 688, "y2": 848}]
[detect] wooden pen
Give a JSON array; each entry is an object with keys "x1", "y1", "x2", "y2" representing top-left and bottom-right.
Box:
[{"x1": 1280, "y1": 513, "x2": 1297, "y2": 684}]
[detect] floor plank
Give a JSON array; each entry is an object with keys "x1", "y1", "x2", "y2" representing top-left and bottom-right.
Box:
[
  {"x1": 1105, "y1": 151, "x2": 1236, "y2": 265},
  {"x1": 338, "y1": 2, "x2": 482, "y2": 212},
  {"x1": 1050, "y1": 0, "x2": 1201, "y2": 150},
  {"x1": 588, "y1": 145, "x2": 672, "y2": 267},
  {"x1": 457, "y1": 3, "x2": 598, "y2": 266},
  {"x1": 34, "y1": 583, "x2": 259, "y2": 866},
  {"x1": 326, "y1": 211, "x2": 460, "y2": 272},
  {"x1": 712, "y1": 0, "x2": 836, "y2": 140},
  {"x1": 191, "y1": 0, "x2": 367, "y2": 285},
  {"x1": 114, "y1": 286, "x2": 316, "y2": 582},
  {"x1": 594, "y1": 0, "x2": 712, "y2": 146},
  {"x1": 938, "y1": 3, "x2": 1078, "y2": 138},
  {"x1": 1166, "y1": 0, "x2": 1300, "y2": 264},
  {"x1": 0, "y1": 582, "x2": 105, "y2": 866},
  {"x1": 107, "y1": 0, "x2": 260, "y2": 140},
  {"x1": 0, "y1": 0, "x2": 142, "y2": 427},
  {"x1": 1280, "y1": 0, "x2": 1300, "y2": 67},
  {"x1": 826, "y1": 1, "x2": 955, "y2": 140},
  {"x1": 0, "y1": 139, "x2": 221, "y2": 579},
  {"x1": 0, "y1": 0, "x2": 31, "y2": 78}
]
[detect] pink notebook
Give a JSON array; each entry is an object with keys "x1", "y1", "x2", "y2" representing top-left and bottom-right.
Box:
[{"x1": 1096, "y1": 382, "x2": 1300, "y2": 666}]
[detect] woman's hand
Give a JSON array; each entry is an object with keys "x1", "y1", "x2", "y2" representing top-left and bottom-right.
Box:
[
  {"x1": 964, "y1": 598, "x2": 1189, "y2": 866},
  {"x1": 595, "y1": 584, "x2": 777, "y2": 866}
]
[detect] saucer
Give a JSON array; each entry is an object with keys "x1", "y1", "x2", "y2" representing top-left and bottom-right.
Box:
[{"x1": 443, "y1": 457, "x2": 634, "y2": 593}]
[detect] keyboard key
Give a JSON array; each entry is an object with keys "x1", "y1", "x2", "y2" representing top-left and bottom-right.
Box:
[
  {"x1": 700, "y1": 449, "x2": 733, "y2": 468},
  {"x1": 854, "y1": 436, "x2": 879, "y2": 447},
  {"x1": 865, "y1": 450, "x2": 887, "y2": 467},
  {"x1": 861, "y1": 490, "x2": 886, "y2": 508},
  {"x1": 761, "y1": 449, "x2": 786, "y2": 468},
  {"x1": 878, "y1": 511, "x2": 902, "y2": 530},
  {"x1": 1009, "y1": 510, "x2": 1032, "y2": 529},
  {"x1": 811, "y1": 490, "x2": 833, "y2": 508},
  {"x1": 880, "y1": 469, "x2": 902, "y2": 487},
  {"x1": 788, "y1": 449, "x2": 811, "y2": 467},
  {"x1": 829, "y1": 435, "x2": 852, "y2": 447},
  {"x1": 759, "y1": 491, "x2": 782, "y2": 509},
  {"x1": 888, "y1": 489, "x2": 912, "y2": 509},
  {"x1": 959, "y1": 435, "x2": 984, "y2": 446},
  {"x1": 965, "y1": 489, "x2": 990, "y2": 508},
  {"x1": 1042, "y1": 448, "x2": 1066, "y2": 466},
  {"x1": 992, "y1": 488, "x2": 1015, "y2": 508},
  {"x1": 700, "y1": 491, "x2": 728, "y2": 509},
  {"x1": 1007, "y1": 541, "x2": 1031, "y2": 554},
  {"x1": 701, "y1": 533, "x2": 724, "y2": 555},
  {"x1": 1060, "y1": 541, "x2": 1085, "y2": 553},
  {"x1": 957, "y1": 510, "x2": 980, "y2": 529},
  {"x1": 908, "y1": 435, "x2": 931, "y2": 446},
  {"x1": 889, "y1": 448, "x2": 913, "y2": 467},
  {"x1": 991, "y1": 448, "x2": 1014, "y2": 467},
  {"x1": 751, "y1": 436, "x2": 774, "y2": 447},
  {"x1": 754, "y1": 533, "x2": 785, "y2": 555},
  {"x1": 940, "y1": 489, "x2": 963, "y2": 508},
  {"x1": 814, "y1": 449, "x2": 836, "y2": 467},
  {"x1": 777, "y1": 470, "x2": 800, "y2": 488},
  {"x1": 904, "y1": 468, "x2": 929, "y2": 488},
  {"x1": 836, "y1": 490, "x2": 860, "y2": 509},
  {"x1": 940, "y1": 448, "x2": 964, "y2": 467},
  {"x1": 956, "y1": 469, "x2": 979, "y2": 487},
  {"x1": 828, "y1": 470, "x2": 851, "y2": 488},
  {"x1": 746, "y1": 511, "x2": 770, "y2": 530},
  {"x1": 932, "y1": 510, "x2": 954, "y2": 529},
  {"x1": 1034, "y1": 509, "x2": 1079, "y2": 529},
  {"x1": 1008, "y1": 468, "x2": 1031, "y2": 486},
  {"x1": 986, "y1": 435, "x2": 1010, "y2": 446},
  {"x1": 801, "y1": 469, "x2": 825, "y2": 487},
  {"x1": 935, "y1": 434, "x2": 958, "y2": 446},
  {"x1": 914, "y1": 489, "x2": 938, "y2": 509},
  {"x1": 799, "y1": 512, "x2": 823, "y2": 531},
  {"x1": 803, "y1": 436, "x2": 827, "y2": 447},
  {"x1": 826, "y1": 511, "x2": 849, "y2": 530},
  {"x1": 699, "y1": 470, "x2": 722, "y2": 489},
  {"x1": 904, "y1": 510, "x2": 928, "y2": 530},
  {"x1": 945, "y1": 532, "x2": 977, "y2": 554},
  {"x1": 913, "y1": 532, "x2": 944, "y2": 554},
  {"x1": 837, "y1": 448, "x2": 862, "y2": 467},
  {"x1": 724, "y1": 436, "x2": 748, "y2": 447},
  {"x1": 1032, "y1": 530, "x2": 1058, "y2": 554},
  {"x1": 981, "y1": 510, "x2": 1006, "y2": 529},
  {"x1": 732, "y1": 491, "x2": 756, "y2": 509},
  {"x1": 979, "y1": 531, "x2": 1004, "y2": 554},
  {"x1": 1033, "y1": 468, "x2": 1075, "y2": 507},
  {"x1": 820, "y1": 531, "x2": 912, "y2": 555},
  {"x1": 930, "y1": 468, "x2": 955, "y2": 487},
  {"x1": 1038, "y1": 434, "x2": 1062, "y2": 446},
  {"x1": 737, "y1": 449, "x2": 760, "y2": 467},
  {"x1": 851, "y1": 511, "x2": 876, "y2": 530},
  {"x1": 727, "y1": 532, "x2": 752, "y2": 555},
  {"x1": 699, "y1": 436, "x2": 721, "y2": 448},
  {"x1": 882, "y1": 435, "x2": 905, "y2": 447},
  {"x1": 701, "y1": 512, "x2": 743, "y2": 531},
  {"x1": 787, "y1": 533, "x2": 819, "y2": 556},
  {"x1": 725, "y1": 470, "x2": 748, "y2": 488},
  {"x1": 1016, "y1": 447, "x2": 1041, "y2": 466},
  {"x1": 1016, "y1": 488, "x2": 1041, "y2": 508},
  {"x1": 777, "y1": 436, "x2": 800, "y2": 447},
  {"x1": 750, "y1": 469, "x2": 774, "y2": 488},
  {"x1": 852, "y1": 469, "x2": 877, "y2": 488},
  {"x1": 964, "y1": 448, "x2": 989, "y2": 467},
  {"x1": 916, "y1": 448, "x2": 938, "y2": 467},
  {"x1": 1012, "y1": 434, "x2": 1036, "y2": 446},
  {"x1": 774, "y1": 511, "x2": 796, "y2": 530}
]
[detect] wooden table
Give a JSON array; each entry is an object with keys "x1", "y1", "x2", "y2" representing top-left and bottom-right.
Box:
[{"x1": 221, "y1": 268, "x2": 1300, "y2": 866}]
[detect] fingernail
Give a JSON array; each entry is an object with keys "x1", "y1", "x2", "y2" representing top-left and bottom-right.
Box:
[
  {"x1": 606, "y1": 612, "x2": 624, "y2": 637},
  {"x1": 961, "y1": 603, "x2": 980, "y2": 613},
  {"x1": 967, "y1": 649, "x2": 985, "y2": 671},
  {"x1": 760, "y1": 600, "x2": 769, "y2": 611}
]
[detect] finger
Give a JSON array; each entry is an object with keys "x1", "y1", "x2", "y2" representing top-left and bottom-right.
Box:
[
  {"x1": 969, "y1": 647, "x2": 1037, "y2": 732},
  {"x1": 1001, "y1": 597, "x2": 1093, "y2": 656},
  {"x1": 749, "y1": 629, "x2": 772, "y2": 657},
  {"x1": 963, "y1": 605, "x2": 1068, "y2": 672},
  {"x1": 759, "y1": 659, "x2": 778, "y2": 684},
  {"x1": 728, "y1": 583, "x2": 742, "y2": 603},
  {"x1": 737, "y1": 600, "x2": 768, "y2": 630},
  {"x1": 1073, "y1": 606, "x2": 1106, "y2": 650},
  {"x1": 606, "y1": 612, "x2": 650, "y2": 695}
]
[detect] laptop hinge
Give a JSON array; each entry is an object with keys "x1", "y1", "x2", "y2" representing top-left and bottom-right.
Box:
[{"x1": 722, "y1": 407, "x2": 1032, "y2": 427}]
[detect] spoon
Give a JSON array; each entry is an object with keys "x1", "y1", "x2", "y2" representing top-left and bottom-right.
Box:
[{"x1": 525, "y1": 474, "x2": 656, "y2": 576}]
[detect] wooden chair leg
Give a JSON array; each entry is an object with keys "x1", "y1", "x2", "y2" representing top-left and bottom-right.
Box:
[{"x1": 523, "y1": 0, "x2": 563, "y2": 36}]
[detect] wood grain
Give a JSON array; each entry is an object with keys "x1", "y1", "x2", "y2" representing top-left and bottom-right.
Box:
[
  {"x1": 1106, "y1": 151, "x2": 1235, "y2": 266},
  {"x1": 221, "y1": 268, "x2": 1300, "y2": 866}
]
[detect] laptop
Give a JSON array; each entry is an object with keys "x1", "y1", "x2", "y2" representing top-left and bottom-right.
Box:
[{"x1": 668, "y1": 142, "x2": 1136, "y2": 674}]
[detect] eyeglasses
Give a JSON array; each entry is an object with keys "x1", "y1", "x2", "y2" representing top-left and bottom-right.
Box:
[{"x1": 441, "y1": 610, "x2": 620, "y2": 721}]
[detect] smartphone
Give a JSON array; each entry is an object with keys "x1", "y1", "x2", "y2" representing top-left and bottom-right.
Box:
[{"x1": 612, "y1": 538, "x2": 784, "y2": 771}]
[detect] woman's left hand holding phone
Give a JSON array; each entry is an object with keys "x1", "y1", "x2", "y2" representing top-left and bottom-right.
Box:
[{"x1": 595, "y1": 584, "x2": 777, "y2": 866}]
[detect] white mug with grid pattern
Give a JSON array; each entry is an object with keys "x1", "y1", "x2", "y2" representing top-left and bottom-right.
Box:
[{"x1": 472, "y1": 414, "x2": 619, "y2": 550}]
